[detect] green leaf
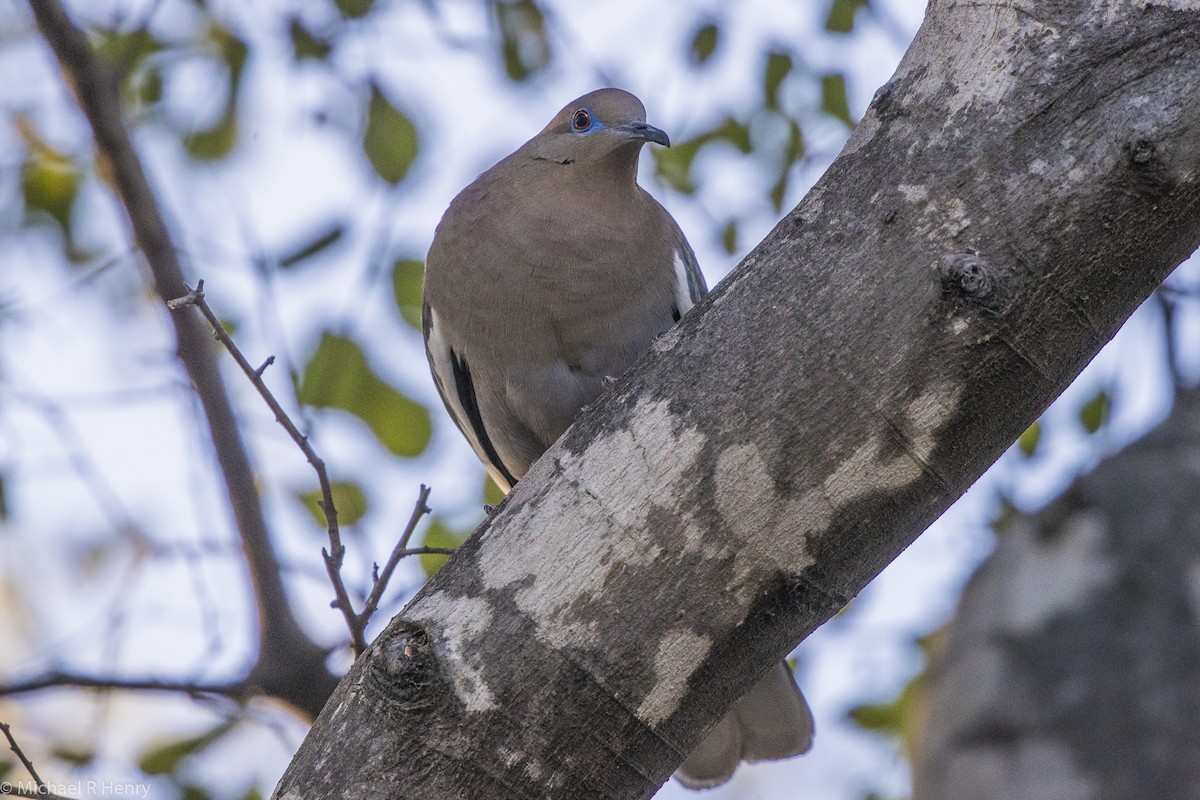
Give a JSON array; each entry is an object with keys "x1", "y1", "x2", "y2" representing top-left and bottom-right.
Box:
[
  {"x1": 821, "y1": 73, "x2": 855, "y2": 127},
  {"x1": 288, "y1": 17, "x2": 332, "y2": 60},
  {"x1": 92, "y1": 27, "x2": 163, "y2": 71},
  {"x1": 184, "y1": 111, "x2": 238, "y2": 161},
  {"x1": 712, "y1": 117, "x2": 752, "y2": 153},
  {"x1": 278, "y1": 223, "x2": 345, "y2": 269},
  {"x1": 0, "y1": 762, "x2": 13, "y2": 782},
  {"x1": 653, "y1": 117, "x2": 750, "y2": 194},
  {"x1": 826, "y1": 0, "x2": 868, "y2": 33},
  {"x1": 335, "y1": 0, "x2": 374, "y2": 18},
  {"x1": 211, "y1": 24, "x2": 248, "y2": 88},
  {"x1": 494, "y1": 0, "x2": 551, "y2": 81},
  {"x1": 18, "y1": 121, "x2": 80, "y2": 232},
  {"x1": 848, "y1": 672, "x2": 924, "y2": 741},
  {"x1": 1079, "y1": 390, "x2": 1111, "y2": 434},
  {"x1": 297, "y1": 333, "x2": 432, "y2": 457},
  {"x1": 784, "y1": 118, "x2": 806, "y2": 165},
  {"x1": 1017, "y1": 420, "x2": 1041, "y2": 457},
  {"x1": 763, "y1": 51, "x2": 793, "y2": 109},
  {"x1": 238, "y1": 788, "x2": 264, "y2": 800},
  {"x1": 51, "y1": 746, "x2": 94, "y2": 767},
  {"x1": 419, "y1": 520, "x2": 469, "y2": 578},
  {"x1": 483, "y1": 474, "x2": 506, "y2": 507},
  {"x1": 653, "y1": 135, "x2": 706, "y2": 194},
  {"x1": 720, "y1": 220, "x2": 737, "y2": 255},
  {"x1": 769, "y1": 173, "x2": 789, "y2": 214},
  {"x1": 364, "y1": 84, "x2": 419, "y2": 184},
  {"x1": 138, "y1": 721, "x2": 234, "y2": 776},
  {"x1": 391, "y1": 258, "x2": 425, "y2": 330},
  {"x1": 689, "y1": 22, "x2": 719, "y2": 66},
  {"x1": 298, "y1": 481, "x2": 369, "y2": 528},
  {"x1": 180, "y1": 786, "x2": 213, "y2": 800}
]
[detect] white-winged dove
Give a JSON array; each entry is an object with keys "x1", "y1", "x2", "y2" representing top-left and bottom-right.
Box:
[{"x1": 423, "y1": 87, "x2": 813, "y2": 789}]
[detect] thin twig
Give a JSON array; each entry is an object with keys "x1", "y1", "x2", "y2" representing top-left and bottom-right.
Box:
[
  {"x1": 0, "y1": 721, "x2": 45, "y2": 791},
  {"x1": 168, "y1": 280, "x2": 361, "y2": 648},
  {"x1": 357, "y1": 486, "x2": 434, "y2": 641},
  {"x1": 0, "y1": 674, "x2": 248, "y2": 700}
]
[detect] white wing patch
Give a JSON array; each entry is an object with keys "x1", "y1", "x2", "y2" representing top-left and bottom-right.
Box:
[{"x1": 673, "y1": 250, "x2": 698, "y2": 317}]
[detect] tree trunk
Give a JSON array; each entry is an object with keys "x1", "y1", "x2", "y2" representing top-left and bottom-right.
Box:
[
  {"x1": 273, "y1": 2, "x2": 1200, "y2": 798},
  {"x1": 914, "y1": 386, "x2": 1200, "y2": 800}
]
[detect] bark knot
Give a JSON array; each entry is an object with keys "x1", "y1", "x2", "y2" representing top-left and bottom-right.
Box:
[{"x1": 939, "y1": 252, "x2": 994, "y2": 304}]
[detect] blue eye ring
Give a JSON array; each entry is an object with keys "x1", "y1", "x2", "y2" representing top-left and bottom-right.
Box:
[{"x1": 571, "y1": 108, "x2": 592, "y2": 132}]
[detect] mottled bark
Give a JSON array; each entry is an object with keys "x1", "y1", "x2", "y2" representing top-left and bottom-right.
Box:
[
  {"x1": 276, "y1": 2, "x2": 1200, "y2": 798},
  {"x1": 915, "y1": 387, "x2": 1200, "y2": 800}
]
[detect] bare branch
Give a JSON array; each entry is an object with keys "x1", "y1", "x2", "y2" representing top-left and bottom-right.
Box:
[
  {"x1": 358, "y1": 486, "x2": 434, "y2": 638},
  {"x1": 27, "y1": 0, "x2": 335, "y2": 716},
  {"x1": 168, "y1": 280, "x2": 366, "y2": 652},
  {"x1": 0, "y1": 674, "x2": 247, "y2": 700},
  {"x1": 0, "y1": 721, "x2": 46, "y2": 791}
]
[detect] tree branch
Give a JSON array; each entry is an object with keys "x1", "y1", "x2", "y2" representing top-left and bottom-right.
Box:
[
  {"x1": 0, "y1": 721, "x2": 46, "y2": 791},
  {"x1": 0, "y1": 673, "x2": 248, "y2": 700},
  {"x1": 167, "y1": 282, "x2": 438, "y2": 655},
  {"x1": 27, "y1": 0, "x2": 336, "y2": 717}
]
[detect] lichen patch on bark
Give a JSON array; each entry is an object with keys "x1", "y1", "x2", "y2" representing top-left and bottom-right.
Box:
[
  {"x1": 412, "y1": 591, "x2": 498, "y2": 711},
  {"x1": 477, "y1": 399, "x2": 708, "y2": 651},
  {"x1": 635, "y1": 628, "x2": 714, "y2": 725}
]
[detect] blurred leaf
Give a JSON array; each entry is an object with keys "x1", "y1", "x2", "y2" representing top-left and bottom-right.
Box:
[
  {"x1": 1017, "y1": 420, "x2": 1041, "y2": 456},
  {"x1": 1079, "y1": 390, "x2": 1111, "y2": 434},
  {"x1": 136, "y1": 68, "x2": 164, "y2": 106},
  {"x1": 238, "y1": 788, "x2": 264, "y2": 800},
  {"x1": 713, "y1": 117, "x2": 752, "y2": 153},
  {"x1": 278, "y1": 223, "x2": 346, "y2": 268},
  {"x1": 763, "y1": 51, "x2": 792, "y2": 110},
  {"x1": 483, "y1": 474, "x2": 506, "y2": 506},
  {"x1": 364, "y1": 84, "x2": 419, "y2": 184},
  {"x1": 298, "y1": 481, "x2": 369, "y2": 528},
  {"x1": 138, "y1": 721, "x2": 234, "y2": 776},
  {"x1": 849, "y1": 667, "x2": 927, "y2": 759},
  {"x1": 180, "y1": 787, "x2": 213, "y2": 800},
  {"x1": 92, "y1": 27, "x2": 163, "y2": 70},
  {"x1": 184, "y1": 111, "x2": 238, "y2": 161},
  {"x1": 654, "y1": 135, "x2": 706, "y2": 193},
  {"x1": 784, "y1": 118, "x2": 806, "y2": 165},
  {"x1": 494, "y1": 0, "x2": 551, "y2": 81},
  {"x1": 0, "y1": 472, "x2": 7, "y2": 523},
  {"x1": 211, "y1": 23, "x2": 248, "y2": 86},
  {"x1": 288, "y1": 17, "x2": 332, "y2": 60},
  {"x1": 391, "y1": 258, "x2": 425, "y2": 330},
  {"x1": 720, "y1": 220, "x2": 737, "y2": 255},
  {"x1": 689, "y1": 22, "x2": 719, "y2": 66},
  {"x1": 769, "y1": 173, "x2": 789, "y2": 214},
  {"x1": 17, "y1": 116, "x2": 80, "y2": 232},
  {"x1": 419, "y1": 519, "x2": 469, "y2": 578},
  {"x1": 826, "y1": 0, "x2": 868, "y2": 33},
  {"x1": 298, "y1": 333, "x2": 432, "y2": 457},
  {"x1": 335, "y1": 0, "x2": 375, "y2": 18},
  {"x1": 654, "y1": 117, "x2": 750, "y2": 194},
  {"x1": 51, "y1": 746, "x2": 94, "y2": 767},
  {"x1": 0, "y1": 762, "x2": 13, "y2": 782},
  {"x1": 821, "y1": 72, "x2": 855, "y2": 127}
]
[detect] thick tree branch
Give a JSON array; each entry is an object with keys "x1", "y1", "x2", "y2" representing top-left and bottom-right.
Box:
[
  {"x1": 27, "y1": 1, "x2": 336, "y2": 716},
  {"x1": 274, "y1": 1, "x2": 1200, "y2": 798}
]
